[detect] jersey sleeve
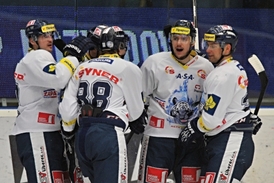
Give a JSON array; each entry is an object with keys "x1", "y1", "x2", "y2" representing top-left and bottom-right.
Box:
[
  {"x1": 24, "y1": 50, "x2": 79, "y2": 90},
  {"x1": 141, "y1": 57, "x2": 156, "y2": 98},
  {"x1": 59, "y1": 66, "x2": 81, "y2": 132},
  {"x1": 198, "y1": 74, "x2": 235, "y2": 132},
  {"x1": 122, "y1": 63, "x2": 144, "y2": 121}
]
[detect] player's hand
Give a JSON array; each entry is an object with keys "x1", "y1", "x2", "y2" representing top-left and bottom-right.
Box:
[
  {"x1": 129, "y1": 110, "x2": 148, "y2": 134},
  {"x1": 250, "y1": 113, "x2": 262, "y2": 135},
  {"x1": 63, "y1": 36, "x2": 95, "y2": 62},
  {"x1": 60, "y1": 121, "x2": 78, "y2": 140},
  {"x1": 60, "y1": 121, "x2": 79, "y2": 154},
  {"x1": 178, "y1": 117, "x2": 204, "y2": 148}
]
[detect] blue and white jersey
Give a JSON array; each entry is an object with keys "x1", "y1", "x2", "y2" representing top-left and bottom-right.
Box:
[
  {"x1": 59, "y1": 54, "x2": 144, "y2": 132},
  {"x1": 141, "y1": 51, "x2": 214, "y2": 138},
  {"x1": 13, "y1": 49, "x2": 79, "y2": 135},
  {"x1": 197, "y1": 58, "x2": 251, "y2": 136}
]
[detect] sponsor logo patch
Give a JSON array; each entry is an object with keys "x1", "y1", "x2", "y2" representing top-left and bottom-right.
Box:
[
  {"x1": 78, "y1": 67, "x2": 119, "y2": 84},
  {"x1": 14, "y1": 72, "x2": 25, "y2": 80},
  {"x1": 37, "y1": 112, "x2": 55, "y2": 124},
  {"x1": 149, "y1": 116, "x2": 164, "y2": 128},
  {"x1": 43, "y1": 89, "x2": 57, "y2": 98},
  {"x1": 238, "y1": 75, "x2": 248, "y2": 89},
  {"x1": 182, "y1": 167, "x2": 201, "y2": 182},
  {"x1": 165, "y1": 66, "x2": 175, "y2": 74},
  {"x1": 146, "y1": 166, "x2": 168, "y2": 183},
  {"x1": 197, "y1": 69, "x2": 207, "y2": 79}
]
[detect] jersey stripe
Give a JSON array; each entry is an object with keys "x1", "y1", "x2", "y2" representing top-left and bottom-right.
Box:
[
  {"x1": 30, "y1": 132, "x2": 52, "y2": 183},
  {"x1": 216, "y1": 132, "x2": 243, "y2": 183}
]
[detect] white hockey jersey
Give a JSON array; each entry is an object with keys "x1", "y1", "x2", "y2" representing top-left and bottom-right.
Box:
[
  {"x1": 197, "y1": 58, "x2": 251, "y2": 136},
  {"x1": 59, "y1": 54, "x2": 144, "y2": 132},
  {"x1": 13, "y1": 49, "x2": 79, "y2": 135},
  {"x1": 141, "y1": 51, "x2": 214, "y2": 138}
]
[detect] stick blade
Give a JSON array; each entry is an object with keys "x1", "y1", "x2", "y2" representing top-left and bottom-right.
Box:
[{"x1": 248, "y1": 54, "x2": 265, "y2": 74}]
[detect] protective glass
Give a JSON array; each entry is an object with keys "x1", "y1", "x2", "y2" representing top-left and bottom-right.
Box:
[
  {"x1": 170, "y1": 34, "x2": 190, "y2": 43},
  {"x1": 201, "y1": 39, "x2": 221, "y2": 50}
]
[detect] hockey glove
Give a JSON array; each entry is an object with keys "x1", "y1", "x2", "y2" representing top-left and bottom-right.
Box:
[
  {"x1": 129, "y1": 110, "x2": 148, "y2": 134},
  {"x1": 178, "y1": 117, "x2": 204, "y2": 148},
  {"x1": 53, "y1": 38, "x2": 66, "y2": 53},
  {"x1": 250, "y1": 113, "x2": 262, "y2": 135},
  {"x1": 63, "y1": 36, "x2": 95, "y2": 62},
  {"x1": 60, "y1": 121, "x2": 79, "y2": 154}
]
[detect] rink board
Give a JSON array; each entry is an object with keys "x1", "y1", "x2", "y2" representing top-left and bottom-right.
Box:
[{"x1": 1, "y1": 108, "x2": 274, "y2": 183}]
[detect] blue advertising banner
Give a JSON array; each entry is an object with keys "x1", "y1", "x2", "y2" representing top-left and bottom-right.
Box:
[{"x1": 0, "y1": 6, "x2": 273, "y2": 100}]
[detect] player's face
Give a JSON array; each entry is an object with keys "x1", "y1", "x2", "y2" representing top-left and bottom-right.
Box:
[
  {"x1": 88, "y1": 48, "x2": 98, "y2": 59},
  {"x1": 118, "y1": 48, "x2": 127, "y2": 58},
  {"x1": 205, "y1": 41, "x2": 223, "y2": 63},
  {"x1": 171, "y1": 34, "x2": 192, "y2": 59},
  {"x1": 36, "y1": 33, "x2": 54, "y2": 52}
]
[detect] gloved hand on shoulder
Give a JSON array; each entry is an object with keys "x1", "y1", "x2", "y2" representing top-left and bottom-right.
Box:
[
  {"x1": 53, "y1": 39, "x2": 66, "y2": 53},
  {"x1": 63, "y1": 35, "x2": 95, "y2": 62},
  {"x1": 250, "y1": 113, "x2": 262, "y2": 135},
  {"x1": 129, "y1": 110, "x2": 148, "y2": 134}
]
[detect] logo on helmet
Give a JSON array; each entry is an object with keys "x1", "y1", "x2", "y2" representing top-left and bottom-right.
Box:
[
  {"x1": 26, "y1": 20, "x2": 36, "y2": 27},
  {"x1": 41, "y1": 24, "x2": 56, "y2": 33},
  {"x1": 171, "y1": 27, "x2": 190, "y2": 35},
  {"x1": 93, "y1": 27, "x2": 103, "y2": 37},
  {"x1": 204, "y1": 34, "x2": 216, "y2": 42}
]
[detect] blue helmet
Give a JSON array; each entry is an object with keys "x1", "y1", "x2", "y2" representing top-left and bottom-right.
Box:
[
  {"x1": 25, "y1": 19, "x2": 57, "y2": 39},
  {"x1": 203, "y1": 25, "x2": 238, "y2": 52}
]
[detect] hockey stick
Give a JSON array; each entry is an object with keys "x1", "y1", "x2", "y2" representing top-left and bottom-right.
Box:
[
  {"x1": 74, "y1": 0, "x2": 78, "y2": 37},
  {"x1": 192, "y1": 0, "x2": 199, "y2": 50},
  {"x1": 125, "y1": 131, "x2": 134, "y2": 144},
  {"x1": 248, "y1": 54, "x2": 268, "y2": 115}
]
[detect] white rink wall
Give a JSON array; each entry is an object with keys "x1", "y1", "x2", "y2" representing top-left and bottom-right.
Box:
[{"x1": 0, "y1": 108, "x2": 274, "y2": 183}]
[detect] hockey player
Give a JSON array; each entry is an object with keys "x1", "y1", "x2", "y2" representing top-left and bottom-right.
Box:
[
  {"x1": 13, "y1": 19, "x2": 93, "y2": 183},
  {"x1": 137, "y1": 20, "x2": 214, "y2": 183},
  {"x1": 59, "y1": 26, "x2": 147, "y2": 183},
  {"x1": 178, "y1": 25, "x2": 262, "y2": 183}
]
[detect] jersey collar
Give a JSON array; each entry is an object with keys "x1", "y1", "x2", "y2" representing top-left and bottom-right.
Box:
[{"x1": 99, "y1": 53, "x2": 120, "y2": 58}]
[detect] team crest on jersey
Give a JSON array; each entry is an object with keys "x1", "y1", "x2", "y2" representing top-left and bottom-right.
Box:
[
  {"x1": 204, "y1": 94, "x2": 220, "y2": 116},
  {"x1": 238, "y1": 75, "x2": 248, "y2": 89},
  {"x1": 43, "y1": 64, "x2": 56, "y2": 74},
  {"x1": 44, "y1": 89, "x2": 57, "y2": 98},
  {"x1": 165, "y1": 66, "x2": 175, "y2": 74},
  {"x1": 197, "y1": 69, "x2": 207, "y2": 79}
]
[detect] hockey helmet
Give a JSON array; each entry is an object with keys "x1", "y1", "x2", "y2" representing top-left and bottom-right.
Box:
[
  {"x1": 25, "y1": 19, "x2": 57, "y2": 39},
  {"x1": 87, "y1": 25, "x2": 109, "y2": 48},
  {"x1": 164, "y1": 19, "x2": 196, "y2": 40},
  {"x1": 112, "y1": 26, "x2": 129, "y2": 50},
  {"x1": 100, "y1": 26, "x2": 124, "y2": 52},
  {"x1": 203, "y1": 25, "x2": 238, "y2": 52}
]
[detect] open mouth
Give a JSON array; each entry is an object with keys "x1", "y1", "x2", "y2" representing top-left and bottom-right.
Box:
[{"x1": 176, "y1": 48, "x2": 183, "y2": 52}]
